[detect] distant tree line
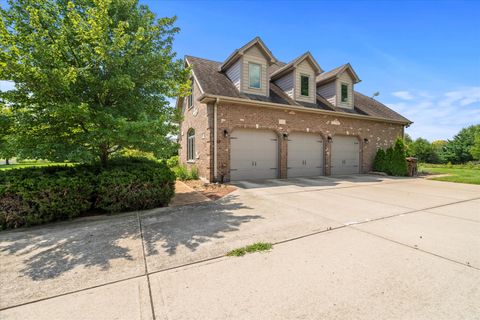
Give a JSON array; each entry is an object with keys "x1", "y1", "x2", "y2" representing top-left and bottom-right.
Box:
[{"x1": 404, "y1": 125, "x2": 480, "y2": 164}]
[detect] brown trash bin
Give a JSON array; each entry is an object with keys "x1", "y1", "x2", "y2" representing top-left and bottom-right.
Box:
[{"x1": 406, "y1": 157, "x2": 418, "y2": 177}]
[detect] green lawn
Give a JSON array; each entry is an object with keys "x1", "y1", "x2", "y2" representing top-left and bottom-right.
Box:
[
  {"x1": 419, "y1": 164, "x2": 480, "y2": 185},
  {"x1": 0, "y1": 161, "x2": 74, "y2": 171}
]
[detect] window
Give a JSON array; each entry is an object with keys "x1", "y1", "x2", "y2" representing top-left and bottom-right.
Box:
[
  {"x1": 341, "y1": 83, "x2": 349, "y2": 103},
  {"x1": 248, "y1": 63, "x2": 261, "y2": 89},
  {"x1": 300, "y1": 75, "x2": 309, "y2": 96},
  {"x1": 187, "y1": 129, "x2": 195, "y2": 161},
  {"x1": 188, "y1": 79, "x2": 194, "y2": 108}
]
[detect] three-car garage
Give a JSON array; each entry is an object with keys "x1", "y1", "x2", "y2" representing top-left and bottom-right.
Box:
[{"x1": 229, "y1": 129, "x2": 360, "y2": 181}]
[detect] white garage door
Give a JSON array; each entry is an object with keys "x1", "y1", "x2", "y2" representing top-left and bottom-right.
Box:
[
  {"x1": 287, "y1": 133, "x2": 324, "y2": 178},
  {"x1": 331, "y1": 136, "x2": 360, "y2": 175},
  {"x1": 230, "y1": 129, "x2": 278, "y2": 180}
]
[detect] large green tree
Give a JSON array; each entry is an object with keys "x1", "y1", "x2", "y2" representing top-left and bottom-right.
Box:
[
  {"x1": 409, "y1": 137, "x2": 438, "y2": 163},
  {"x1": 442, "y1": 125, "x2": 480, "y2": 164},
  {"x1": 0, "y1": 0, "x2": 189, "y2": 165}
]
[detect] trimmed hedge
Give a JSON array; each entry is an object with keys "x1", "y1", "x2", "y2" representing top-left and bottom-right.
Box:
[
  {"x1": 0, "y1": 157, "x2": 175, "y2": 230},
  {"x1": 95, "y1": 157, "x2": 175, "y2": 213}
]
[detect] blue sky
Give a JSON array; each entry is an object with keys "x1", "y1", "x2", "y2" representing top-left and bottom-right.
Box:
[{"x1": 1, "y1": 0, "x2": 479, "y2": 141}]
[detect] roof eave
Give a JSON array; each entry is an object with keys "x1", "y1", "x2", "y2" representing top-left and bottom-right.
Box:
[{"x1": 199, "y1": 93, "x2": 411, "y2": 125}]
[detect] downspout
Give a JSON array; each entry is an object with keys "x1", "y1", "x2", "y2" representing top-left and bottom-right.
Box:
[{"x1": 213, "y1": 97, "x2": 219, "y2": 182}]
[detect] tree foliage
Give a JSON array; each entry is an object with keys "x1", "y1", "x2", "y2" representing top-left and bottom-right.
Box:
[
  {"x1": 408, "y1": 138, "x2": 438, "y2": 163},
  {"x1": 0, "y1": 106, "x2": 16, "y2": 163},
  {"x1": 441, "y1": 125, "x2": 479, "y2": 164},
  {"x1": 470, "y1": 127, "x2": 480, "y2": 160},
  {"x1": 0, "y1": 0, "x2": 189, "y2": 165}
]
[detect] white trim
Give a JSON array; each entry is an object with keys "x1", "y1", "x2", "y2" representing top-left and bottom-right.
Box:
[
  {"x1": 185, "y1": 57, "x2": 205, "y2": 94},
  {"x1": 213, "y1": 98, "x2": 219, "y2": 181}
]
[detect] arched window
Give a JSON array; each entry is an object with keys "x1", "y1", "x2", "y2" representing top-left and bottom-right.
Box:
[{"x1": 187, "y1": 129, "x2": 195, "y2": 161}]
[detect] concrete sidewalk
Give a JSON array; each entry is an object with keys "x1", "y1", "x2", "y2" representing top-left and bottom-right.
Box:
[{"x1": 1, "y1": 175, "x2": 479, "y2": 319}]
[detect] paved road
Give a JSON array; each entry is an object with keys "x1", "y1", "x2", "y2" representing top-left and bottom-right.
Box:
[{"x1": 1, "y1": 175, "x2": 479, "y2": 319}]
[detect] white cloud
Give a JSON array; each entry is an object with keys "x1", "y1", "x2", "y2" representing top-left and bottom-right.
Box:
[
  {"x1": 387, "y1": 87, "x2": 480, "y2": 141},
  {"x1": 392, "y1": 91, "x2": 414, "y2": 100}
]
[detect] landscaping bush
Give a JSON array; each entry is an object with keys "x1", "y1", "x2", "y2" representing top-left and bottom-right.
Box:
[
  {"x1": 385, "y1": 147, "x2": 394, "y2": 175},
  {"x1": 166, "y1": 155, "x2": 179, "y2": 168},
  {"x1": 0, "y1": 157, "x2": 176, "y2": 229},
  {"x1": 373, "y1": 148, "x2": 386, "y2": 172},
  {"x1": 173, "y1": 164, "x2": 199, "y2": 181},
  {"x1": 95, "y1": 157, "x2": 175, "y2": 213},
  {"x1": 390, "y1": 138, "x2": 408, "y2": 176},
  {"x1": 0, "y1": 165, "x2": 96, "y2": 229},
  {"x1": 373, "y1": 138, "x2": 408, "y2": 176}
]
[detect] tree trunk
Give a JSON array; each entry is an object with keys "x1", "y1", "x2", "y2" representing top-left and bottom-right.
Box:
[
  {"x1": 5, "y1": 159, "x2": 10, "y2": 165},
  {"x1": 99, "y1": 145, "x2": 109, "y2": 167}
]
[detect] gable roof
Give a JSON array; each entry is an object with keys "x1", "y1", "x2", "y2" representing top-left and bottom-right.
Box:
[
  {"x1": 185, "y1": 55, "x2": 411, "y2": 125},
  {"x1": 219, "y1": 37, "x2": 277, "y2": 71},
  {"x1": 270, "y1": 52, "x2": 323, "y2": 80},
  {"x1": 316, "y1": 63, "x2": 361, "y2": 85}
]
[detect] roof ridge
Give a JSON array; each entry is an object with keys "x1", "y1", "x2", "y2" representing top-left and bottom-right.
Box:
[{"x1": 185, "y1": 55, "x2": 222, "y2": 64}]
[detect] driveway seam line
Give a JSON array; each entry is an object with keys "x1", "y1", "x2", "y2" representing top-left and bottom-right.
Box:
[
  {"x1": 422, "y1": 210, "x2": 480, "y2": 224},
  {"x1": 237, "y1": 178, "x2": 426, "y2": 197},
  {"x1": 350, "y1": 227, "x2": 480, "y2": 271},
  {"x1": 2, "y1": 196, "x2": 479, "y2": 312},
  {"x1": 136, "y1": 211, "x2": 157, "y2": 320}
]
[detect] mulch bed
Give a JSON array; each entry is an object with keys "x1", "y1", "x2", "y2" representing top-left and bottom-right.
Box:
[{"x1": 183, "y1": 180, "x2": 237, "y2": 200}]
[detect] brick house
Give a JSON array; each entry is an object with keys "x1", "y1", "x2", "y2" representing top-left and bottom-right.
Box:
[{"x1": 176, "y1": 37, "x2": 411, "y2": 182}]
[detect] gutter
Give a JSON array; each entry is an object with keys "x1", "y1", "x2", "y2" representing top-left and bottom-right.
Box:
[
  {"x1": 213, "y1": 97, "x2": 219, "y2": 182},
  {"x1": 200, "y1": 94, "x2": 412, "y2": 126}
]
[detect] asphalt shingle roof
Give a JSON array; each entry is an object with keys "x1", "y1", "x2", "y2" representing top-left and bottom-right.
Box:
[{"x1": 186, "y1": 55, "x2": 411, "y2": 124}]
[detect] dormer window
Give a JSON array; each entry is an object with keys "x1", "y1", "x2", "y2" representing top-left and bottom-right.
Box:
[
  {"x1": 248, "y1": 62, "x2": 261, "y2": 89},
  {"x1": 300, "y1": 74, "x2": 310, "y2": 96},
  {"x1": 341, "y1": 83, "x2": 349, "y2": 103}
]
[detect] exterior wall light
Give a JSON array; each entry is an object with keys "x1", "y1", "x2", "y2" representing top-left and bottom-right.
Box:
[
  {"x1": 223, "y1": 129, "x2": 229, "y2": 137},
  {"x1": 282, "y1": 133, "x2": 288, "y2": 139},
  {"x1": 327, "y1": 135, "x2": 333, "y2": 143},
  {"x1": 364, "y1": 138, "x2": 369, "y2": 144}
]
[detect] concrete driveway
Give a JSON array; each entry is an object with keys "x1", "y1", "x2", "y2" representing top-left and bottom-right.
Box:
[{"x1": 1, "y1": 175, "x2": 479, "y2": 319}]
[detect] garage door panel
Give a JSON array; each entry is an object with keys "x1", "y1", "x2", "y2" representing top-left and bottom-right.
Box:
[
  {"x1": 230, "y1": 129, "x2": 278, "y2": 181},
  {"x1": 287, "y1": 133, "x2": 324, "y2": 178},
  {"x1": 331, "y1": 136, "x2": 360, "y2": 175}
]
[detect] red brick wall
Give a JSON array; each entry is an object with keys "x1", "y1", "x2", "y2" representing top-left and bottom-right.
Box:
[
  {"x1": 179, "y1": 97, "x2": 404, "y2": 182},
  {"x1": 214, "y1": 102, "x2": 404, "y2": 181},
  {"x1": 178, "y1": 80, "x2": 213, "y2": 181}
]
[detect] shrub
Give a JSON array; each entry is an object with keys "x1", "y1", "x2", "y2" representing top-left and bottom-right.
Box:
[
  {"x1": 190, "y1": 166, "x2": 199, "y2": 180},
  {"x1": 373, "y1": 149, "x2": 386, "y2": 172},
  {"x1": 95, "y1": 157, "x2": 175, "y2": 213},
  {"x1": 372, "y1": 138, "x2": 408, "y2": 177},
  {"x1": 390, "y1": 138, "x2": 408, "y2": 176},
  {"x1": 0, "y1": 157, "x2": 176, "y2": 229},
  {"x1": 385, "y1": 147, "x2": 394, "y2": 175},
  {"x1": 166, "y1": 155, "x2": 179, "y2": 168},
  {"x1": 0, "y1": 165, "x2": 95, "y2": 229},
  {"x1": 173, "y1": 164, "x2": 199, "y2": 181},
  {"x1": 173, "y1": 164, "x2": 189, "y2": 180}
]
